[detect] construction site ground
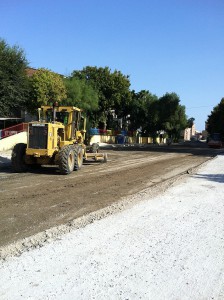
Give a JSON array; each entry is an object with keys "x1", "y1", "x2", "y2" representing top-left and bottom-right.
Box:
[{"x1": 0, "y1": 142, "x2": 222, "y2": 251}]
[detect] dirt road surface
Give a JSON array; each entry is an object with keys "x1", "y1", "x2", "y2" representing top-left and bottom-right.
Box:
[{"x1": 0, "y1": 143, "x2": 220, "y2": 249}]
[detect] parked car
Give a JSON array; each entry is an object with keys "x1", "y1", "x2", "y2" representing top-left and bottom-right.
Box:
[{"x1": 207, "y1": 133, "x2": 223, "y2": 148}]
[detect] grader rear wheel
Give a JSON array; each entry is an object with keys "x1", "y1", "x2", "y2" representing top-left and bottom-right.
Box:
[
  {"x1": 74, "y1": 145, "x2": 83, "y2": 171},
  {"x1": 58, "y1": 145, "x2": 75, "y2": 175}
]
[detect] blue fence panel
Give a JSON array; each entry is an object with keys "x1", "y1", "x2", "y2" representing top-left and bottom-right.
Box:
[
  {"x1": 89, "y1": 128, "x2": 99, "y2": 135},
  {"x1": 117, "y1": 135, "x2": 125, "y2": 144},
  {"x1": 121, "y1": 130, "x2": 128, "y2": 136}
]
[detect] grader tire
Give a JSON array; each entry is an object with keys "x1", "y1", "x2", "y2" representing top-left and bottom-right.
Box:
[
  {"x1": 58, "y1": 145, "x2": 75, "y2": 175},
  {"x1": 74, "y1": 145, "x2": 83, "y2": 171},
  {"x1": 11, "y1": 143, "x2": 28, "y2": 172},
  {"x1": 90, "y1": 143, "x2": 99, "y2": 153},
  {"x1": 103, "y1": 153, "x2": 108, "y2": 163}
]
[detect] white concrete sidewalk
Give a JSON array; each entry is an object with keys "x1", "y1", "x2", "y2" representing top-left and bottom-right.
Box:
[{"x1": 1, "y1": 155, "x2": 224, "y2": 300}]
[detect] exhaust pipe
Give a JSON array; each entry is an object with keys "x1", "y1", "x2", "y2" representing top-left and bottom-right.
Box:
[{"x1": 52, "y1": 101, "x2": 59, "y2": 123}]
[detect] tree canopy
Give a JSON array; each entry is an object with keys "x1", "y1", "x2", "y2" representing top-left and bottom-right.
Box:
[
  {"x1": 28, "y1": 68, "x2": 67, "y2": 112},
  {"x1": 63, "y1": 76, "x2": 99, "y2": 114},
  {"x1": 206, "y1": 98, "x2": 224, "y2": 137},
  {"x1": 72, "y1": 66, "x2": 132, "y2": 127},
  {"x1": 158, "y1": 93, "x2": 187, "y2": 140},
  {"x1": 129, "y1": 91, "x2": 187, "y2": 140},
  {"x1": 0, "y1": 39, "x2": 29, "y2": 117},
  {"x1": 187, "y1": 117, "x2": 195, "y2": 128},
  {"x1": 129, "y1": 90, "x2": 158, "y2": 133}
]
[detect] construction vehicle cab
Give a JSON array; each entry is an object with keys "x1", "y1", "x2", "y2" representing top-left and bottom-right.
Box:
[{"x1": 11, "y1": 102, "x2": 107, "y2": 174}]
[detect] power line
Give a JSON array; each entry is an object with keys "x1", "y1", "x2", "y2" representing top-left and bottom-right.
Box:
[{"x1": 186, "y1": 105, "x2": 214, "y2": 109}]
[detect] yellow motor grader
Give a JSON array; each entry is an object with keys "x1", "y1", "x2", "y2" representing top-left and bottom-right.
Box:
[{"x1": 11, "y1": 102, "x2": 107, "y2": 174}]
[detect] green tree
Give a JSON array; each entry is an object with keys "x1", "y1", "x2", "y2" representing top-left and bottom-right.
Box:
[
  {"x1": 0, "y1": 39, "x2": 29, "y2": 117},
  {"x1": 63, "y1": 77, "x2": 99, "y2": 114},
  {"x1": 128, "y1": 91, "x2": 188, "y2": 141},
  {"x1": 187, "y1": 117, "x2": 195, "y2": 128},
  {"x1": 147, "y1": 98, "x2": 161, "y2": 139},
  {"x1": 158, "y1": 93, "x2": 187, "y2": 140},
  {"x1": 63, "y1": 76, "x2": 99, "y2": 130},
  {"x1": 207, "y1": 98, "x2": 224, "y2": 137},
  {"x1": 72, "y1": 66, "x2": 132, "y2": 128},
  {"x1": 28, "y1": 68, "x2": 67, "y2": 112},
  {"x1": 129, "y1": 90, "x2": 158, "y2": 134}
]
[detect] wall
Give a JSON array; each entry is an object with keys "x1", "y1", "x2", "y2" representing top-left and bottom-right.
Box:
[
  {"x1": 89, "y1": 135, "x2": 161, "y2": 145},
  {"x1": 0, "y1": 133, "x2": 164, "y2": 151}
]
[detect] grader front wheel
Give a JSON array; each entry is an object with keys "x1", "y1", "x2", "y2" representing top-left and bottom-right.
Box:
[
  {"x1": 58, "y1": 145, "x2": 75, "y2": 175},
  {"x1": 11, "y1": 143, "x2": 28, "y2": 172}
]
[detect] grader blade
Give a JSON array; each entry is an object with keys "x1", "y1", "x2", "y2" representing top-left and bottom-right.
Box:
[{"x1": 85, "y1": 152, "x2": 108, "y2": 163}]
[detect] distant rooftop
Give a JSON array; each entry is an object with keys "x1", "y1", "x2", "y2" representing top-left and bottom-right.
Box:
[
  {"x1": 25, "y1": 67, "x2": 37, "y2": 77},
  {"x1": 25, "y1": 67, "x2": 65, "y2": 78}
]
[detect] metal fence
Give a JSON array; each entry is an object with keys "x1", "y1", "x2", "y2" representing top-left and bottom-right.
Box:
[{"x1": 0, "y1": 123, "x2": 28, "y2": 139}]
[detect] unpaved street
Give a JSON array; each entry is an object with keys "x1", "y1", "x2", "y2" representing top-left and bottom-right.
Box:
[
  {"x1": 0, "y1": 143, "x2": 219, "y2": 248},
  {"x1": 1, "y1": 151, "x2": 224, "y2": 300}
]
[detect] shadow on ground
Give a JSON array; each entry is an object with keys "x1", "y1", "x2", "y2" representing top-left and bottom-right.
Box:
[
  {"x1": 0, "y1": 156, "x2": 11, "y2": 172},
  {"x1": 194, "y1": 173, "x2": 224, "y2": 183},
  {"x1": 0, "y1": 156, "x2": 11, "y2": 164},
  {"x1": 101, "y1": 142, "x2": 224, "y2": 157},
  {"x1": 0, "y1": 157, "x2": 101, "y2": 175}
]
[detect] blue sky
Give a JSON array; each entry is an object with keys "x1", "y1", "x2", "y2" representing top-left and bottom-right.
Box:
[{"x1": 1, "y1": 0, "x2": 224, "y2": 131}]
